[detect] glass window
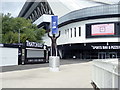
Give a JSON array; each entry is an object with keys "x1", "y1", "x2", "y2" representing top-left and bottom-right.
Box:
[
  {"x1": 71, "y1": 28, "x2": 72, "y2": 38},
  {"x1": 65, "y1": 30, "x2": 66, "y2": 34},
  {"x1": 74, "y1": 28, "x2": 76, "y2": 37},
  {"x1": 68, "y1": 29, "x2": 69, "y2": 37},
  {"x1": 79, "y1": 27, "x2": 81, "y2": 36}
]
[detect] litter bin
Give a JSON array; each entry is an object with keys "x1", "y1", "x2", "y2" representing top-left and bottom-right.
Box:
[{"x1": 49, "y1": 56, "x2": 60, "y2": 72}]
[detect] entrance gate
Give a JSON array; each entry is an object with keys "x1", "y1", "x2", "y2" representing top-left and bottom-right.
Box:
[
  {"x1": 98, "y1": 52, "x2": 106, "y2": 59},
  {"x1": 109, "y1": 52, "x2": 117, "y2": 58},
  {"x1": 98, "y1": 52, "x2": 117, "y2": 59}
]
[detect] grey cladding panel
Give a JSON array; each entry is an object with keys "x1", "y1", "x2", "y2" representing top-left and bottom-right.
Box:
[{"x1": 27, "y1": 49, "x2": 44, "y2": 58}]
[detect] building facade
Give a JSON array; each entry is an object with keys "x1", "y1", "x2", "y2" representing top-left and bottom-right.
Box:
[{"x1": 19, "y1": 0, "x2": 120, "y2": 59}]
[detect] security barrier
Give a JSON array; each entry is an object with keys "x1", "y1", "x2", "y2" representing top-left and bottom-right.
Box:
[{"x1": 92, "y1": 59, "x2": 119, "y2": 89}]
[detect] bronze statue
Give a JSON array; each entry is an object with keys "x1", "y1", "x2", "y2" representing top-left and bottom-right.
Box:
[{"x1": 48, "y1": 31, "x2": 61, "y2": 56}]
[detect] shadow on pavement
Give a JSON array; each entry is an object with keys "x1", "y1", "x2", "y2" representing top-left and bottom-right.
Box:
[{"x1": 1, "y1": 59, "x2": 92, "y2": 72}]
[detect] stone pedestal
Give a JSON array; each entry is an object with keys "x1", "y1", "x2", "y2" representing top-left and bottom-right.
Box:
[{"x1": 49, "y1": 56, "x2": 60, "y2": 72}]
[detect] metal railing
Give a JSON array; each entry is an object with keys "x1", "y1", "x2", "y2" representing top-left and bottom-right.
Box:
[{"x1": 92, "y1": 59, "x2": 119, "y2": 89}]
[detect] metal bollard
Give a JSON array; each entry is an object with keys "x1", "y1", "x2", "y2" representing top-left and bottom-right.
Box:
[{"x1": 49, "y1": 56, "x2": 60, "y2": 72}]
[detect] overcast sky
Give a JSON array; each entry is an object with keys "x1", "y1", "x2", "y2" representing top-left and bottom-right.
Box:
[
  {"x1": 1, "y1": 0, "x2": 120, "y2": 17},
  {"x1": 1, "y1": 0, "x2": 26, "y2": 17}
]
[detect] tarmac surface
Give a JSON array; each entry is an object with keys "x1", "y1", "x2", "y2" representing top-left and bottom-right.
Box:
[{"x1": 0, "y1": 59, "x2": 93, "y2": 88}]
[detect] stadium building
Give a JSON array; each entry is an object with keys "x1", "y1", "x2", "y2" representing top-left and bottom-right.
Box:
[{"x1": 19, "y1": 0, "x2": 120, "y2": 59}]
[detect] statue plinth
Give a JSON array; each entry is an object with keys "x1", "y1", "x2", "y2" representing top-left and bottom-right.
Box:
[{"x1": 49, "y1": 56, "x2": 60, "y2": 72}]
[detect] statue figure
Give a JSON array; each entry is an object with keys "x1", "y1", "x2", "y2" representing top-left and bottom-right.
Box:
[{"x1": 48, "y1": 31, "x2": 61, "y2": 56}]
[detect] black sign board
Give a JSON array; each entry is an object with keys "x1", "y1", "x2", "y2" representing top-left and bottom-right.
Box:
[
  {"x1": 23, "y1": 41, "x2": 48, "y2": 64},
  {"x1": 26, "y1": 41, "x2": 44, "y2": 48}
]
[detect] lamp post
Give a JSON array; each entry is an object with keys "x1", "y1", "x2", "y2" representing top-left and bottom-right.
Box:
[
  {"x1": 18, "y1": 28, "x2": 20, "y2": 44},
  {"x1": 18, "y1": 27, "x2": 26, "y2": 45}
]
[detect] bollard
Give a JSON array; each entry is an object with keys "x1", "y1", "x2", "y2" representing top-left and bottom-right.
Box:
[{"x1": 49, "y1": 56, "x2": 60, "y2": 72}]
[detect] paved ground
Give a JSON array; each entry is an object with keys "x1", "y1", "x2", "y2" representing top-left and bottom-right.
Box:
[
  {"x1": 0, "y1": 59, "x2": 93, "y2": 88},
  {"x1": 1, "y1": 59, "x2": 91, "y2": 72}
]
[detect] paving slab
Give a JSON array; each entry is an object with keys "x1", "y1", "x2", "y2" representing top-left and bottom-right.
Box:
[{"x1": 1, "y1": 61, "x2": 93, "y2": 88}]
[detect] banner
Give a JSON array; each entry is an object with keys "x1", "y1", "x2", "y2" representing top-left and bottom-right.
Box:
[{"x1": 51, "y1": 16, "x2": 58, "y2": 34}]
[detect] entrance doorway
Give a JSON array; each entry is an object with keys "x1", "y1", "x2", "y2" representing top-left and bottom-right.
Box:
[
  {"x1": 98, "y1": 52, "x2": 106, "y2": 59},
  {"x1": 108, "y1": 52, "x2": 117, "y2": 58},
  {"x1": 98, "y1": 52, "x2": 117, "y2": 59}
]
